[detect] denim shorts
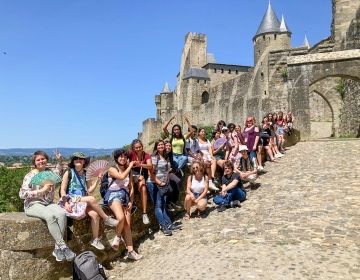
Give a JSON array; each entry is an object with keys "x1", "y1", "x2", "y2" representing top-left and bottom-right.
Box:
[
  {"x1": 193, "y1": 192, "x2": 207, "y2": 202},
  {"x1": 108, "y1": 189, "x2": 129, "y2": 206}
]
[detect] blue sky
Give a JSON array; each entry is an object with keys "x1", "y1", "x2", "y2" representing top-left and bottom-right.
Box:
[{"x1": 0, "y1": 0, "x2": 332, "y2": 149}]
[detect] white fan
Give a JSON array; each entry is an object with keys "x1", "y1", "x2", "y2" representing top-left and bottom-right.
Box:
[{"x1": 86, "y1": 160, "x2": 109, "y2": 181}]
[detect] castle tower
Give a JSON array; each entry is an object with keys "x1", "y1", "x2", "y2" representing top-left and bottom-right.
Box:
[
  {"x1": 253, "y1": 1, "x2": 291, "y2": 65},
  {"x1": 331, "y1": 0, "x2": 360, "y2": 50}
]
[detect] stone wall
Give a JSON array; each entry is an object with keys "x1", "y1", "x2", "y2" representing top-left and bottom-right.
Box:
[
  {"x1": 339, "y1": 79, "x2": 360, "y2": 137},
  {"x1": 332, "y1": 0, "x2": 360, "y2": 50},
  {"x1": 0, "y1": 195, "x2": 156, "y2": 280}
]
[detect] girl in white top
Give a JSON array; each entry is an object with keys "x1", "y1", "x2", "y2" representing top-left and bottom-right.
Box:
[
  {"x1": 184, "y1": 160, "x2": 209, "y2": 220},
  {"x1": 198, "y1": 128, "x2": 219, "y2": 191},
  {"x1": 107, "y1": 149, "x2": 142, "y2": 261}
]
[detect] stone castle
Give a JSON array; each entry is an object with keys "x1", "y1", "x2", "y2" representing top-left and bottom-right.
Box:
[{"x1": 140, "y1": 0, "x2": 360, "y2": 147}]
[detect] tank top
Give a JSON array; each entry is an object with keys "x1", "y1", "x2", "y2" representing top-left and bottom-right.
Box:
[
  {"x1": 243, "y1": 126, "x2": 258, "y2": 151},
  {"x1": 67, "y1": 169, "x2": 87, "y2": 196},
  {"x1": 198, "y1": 139, "x2": 212, "y2": 160},
  {"x1": 191, "y1": 175, "x2": 205, "y2": 194},
  {"x1": 171, "y1": 137, "x2": 185, "y2": 155},
  {"x1": 108, "y1": 172, "x2": 130, "y2": 192}
]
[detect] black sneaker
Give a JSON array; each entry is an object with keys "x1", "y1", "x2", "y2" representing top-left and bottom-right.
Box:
[
  {"x1": 168, "y1": 223, "x2": 182, "y2": 231},
  {"x1": 167, "y1": 204, "x2": 175, "y2": 212},
  {"x1": 217, "y1": 205, "x2": 227, "y2": 212},
  {"x1": 52, "y1": 248, "x2": 65, "y2": 262},
  {"x1": 161, "y1": 227, "x2": 172, "y2": 236},
  {"x1": 169, "y1": 201, "x2": 182, "y2": 211}
]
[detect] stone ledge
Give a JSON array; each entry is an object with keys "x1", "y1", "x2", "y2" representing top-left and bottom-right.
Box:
[
  {"x1": 287, "y1": 49, "x2": 360, "y2": 65},
  {"x1": 0, "y1": 213, "x2": 54, "y2": 251}
]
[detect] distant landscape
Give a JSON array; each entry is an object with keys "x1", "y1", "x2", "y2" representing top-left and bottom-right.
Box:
[{"x1": 0, "y1": 148, "x2": 115, "y2": 157}]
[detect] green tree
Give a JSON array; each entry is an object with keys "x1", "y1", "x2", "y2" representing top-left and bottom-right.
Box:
[{"x1": 0, "y1": 167, "x2": 30, "y2": 212}]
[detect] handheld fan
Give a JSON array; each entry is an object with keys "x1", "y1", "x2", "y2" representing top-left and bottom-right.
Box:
[
  {"x1": 30, "y1": 171, "x2": 62, "y2": 189},
  {"x1": 213, "y1": 138, "x2": 227, "y2": 150},
  {"x1": 86, "y1": 160, "x2": 109, "y2": 181}
]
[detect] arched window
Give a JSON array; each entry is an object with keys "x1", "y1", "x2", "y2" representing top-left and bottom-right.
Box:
[{"x1": 201, "y1": 91, "x2": 209, "y2": 104}]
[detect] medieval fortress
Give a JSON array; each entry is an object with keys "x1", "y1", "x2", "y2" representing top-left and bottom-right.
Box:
[{"x1": 140, "y1": 0, "x2": 360, "y2": 147}]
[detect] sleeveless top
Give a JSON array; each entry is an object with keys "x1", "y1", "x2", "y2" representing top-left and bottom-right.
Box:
[
  {"x1": 108, "y1": 171, "x2": 130, "y2": 192},
  {"x1": 171, "y1": 137, "x2": 185, "y2": 155},
  {"x1": 67, "y1": 168, "x2": 87, "y2": 196},
  {"x1": 191, "y1": 175, "x2": 205, "y2": 194},
  {"x1": 198, "y1": 139, "x2": 212, "y2": 160}
]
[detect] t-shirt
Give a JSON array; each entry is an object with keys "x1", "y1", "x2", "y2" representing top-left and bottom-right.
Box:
[
  {"x1": 186, "y1": 137, "x2": 200, "y2": 156},
  {"x1": 128, "y1": 150, "x2": 151, "y2": 179},
  {"x1": 149, "y1": 155, "x2": 170, "y2": 184},
  {"x1": 172, "y1": 137, "x2": 185, "y2": 155},
  {"x1": 222, "y1": 172, "x2": 244, "y2": 191},
  {"x1": 239, "y1": 157, "x2": 255, "y2": 172}
]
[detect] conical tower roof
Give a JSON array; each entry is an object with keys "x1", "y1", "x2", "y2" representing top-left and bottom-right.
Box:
[
  {"x1": 161, "y1": 82, "x2": 171, "y2": 93},
  {"x1": 254, "y1": 1, "x2": 281, "y2": 38},
  {"x1": 303, "y1": 35, "x2": 310, "y2": 48},
  {"x1": 280, "y1": 15, "x2": 291, "y2": 33}
]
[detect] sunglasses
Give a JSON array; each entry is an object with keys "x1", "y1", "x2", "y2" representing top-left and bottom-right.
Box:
[{"x1": 73, "y1": 157, "x2": 84, "y2": 160}]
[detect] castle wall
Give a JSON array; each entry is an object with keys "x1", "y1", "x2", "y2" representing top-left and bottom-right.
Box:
[{"x1": 332, "y1": 0, "x2": 360, "y2": 50}]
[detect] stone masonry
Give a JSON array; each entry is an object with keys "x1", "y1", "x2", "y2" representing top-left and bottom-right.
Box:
[{"x1": 139, "y1": 0, "x2": 360, "y2": 148}]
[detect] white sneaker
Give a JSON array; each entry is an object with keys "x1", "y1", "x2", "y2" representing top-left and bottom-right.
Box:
[
  {"x1": 275, "y1": 154, "x2": 281, "y2": 158},
  {"x1": 142, "y1": 213, "x2": 150, "y2": 225},
  {"x1": 277, "y1": 153, "x2": 284, "y2": 158},
  {"x1": 257, "y1": 166, "x2": 264, "y2": 171},
  {"x1": 90, "y1": 238, "x2": 105, "y2": 250},
  {"x1": 104, "y1": 216, "x2": 119, "y2": 227},
  {"x1": 209, "y1": 180, "x2": 219, "y2": 191}
]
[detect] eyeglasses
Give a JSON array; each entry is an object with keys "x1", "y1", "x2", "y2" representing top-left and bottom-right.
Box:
[
  {"x1": 246, "y1": 120, "x2": 253, "y2": 123},
  {"x1": 240, "y1": 150, "x2": 247, "y2": 153}
]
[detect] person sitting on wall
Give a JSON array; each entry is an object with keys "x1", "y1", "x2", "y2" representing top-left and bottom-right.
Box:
[
  {"x1": 60, "y1": 152, "x2": 119, "y2": 251},
  {"x1": 235, "y1": 145, "x2": 258, "y2": 187},
  {"x1": 19, "y1": 150, "x2": 76, "y2": 262},
  {"x1": 163, "y1": 115, "x2": 192, "y2": 176},
  {"x1": 213, "y1": 160, "x2": 247, "y2": 212},
  {"x1": 127, "y1": 139, "x2": 151, "y2": 225}
]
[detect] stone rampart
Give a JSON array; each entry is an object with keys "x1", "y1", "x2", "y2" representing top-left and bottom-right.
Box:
[{"x1": 0, "y1": 197, "x2": 156, "y2": 280}]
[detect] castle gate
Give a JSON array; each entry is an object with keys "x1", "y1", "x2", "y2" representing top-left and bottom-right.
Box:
[{"x1": 287, "y1": 49, "x2": 360, "y2": 140}]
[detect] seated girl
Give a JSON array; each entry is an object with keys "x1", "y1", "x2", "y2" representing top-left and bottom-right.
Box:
[
  {"x1": 235, "y1": 145, "x2": 258, "y2": 186},
  {"x1": 213, "y1": 160, "x2": 247, "y2": 212},
  {"x1": 147, "y1": 140, "x2": 181, "y2": 236},
  {"x1": 60, "y1": 152, "x2": 119, "y2": 251},
  {"x1": 106, "y1": 149, "x2": 142, "y2": 261},
  {"x1": 19, "y1": 150, "x2": 76, "y2": 262},
  {"x1": 184, "y1": 160, "x2": 209, "y2": 220}
]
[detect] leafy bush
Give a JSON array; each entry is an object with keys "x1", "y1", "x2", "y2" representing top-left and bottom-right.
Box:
[{"x1": 0, "y1": 167, "x2": 30, "y2": 212}]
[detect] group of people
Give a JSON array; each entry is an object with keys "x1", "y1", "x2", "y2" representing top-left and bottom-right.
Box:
[{"x1": 19, "y1": 111, "x2": 294, "y2": 263}]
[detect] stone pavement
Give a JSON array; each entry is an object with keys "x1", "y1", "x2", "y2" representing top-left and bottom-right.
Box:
[{"x1": 107, "y1": 139, "x2": 360, "y2": 280}]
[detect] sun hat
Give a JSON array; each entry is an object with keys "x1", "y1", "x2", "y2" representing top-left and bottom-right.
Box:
[
  {"x1": 69, "y1": 152, "x2": 90, "y2": 168},
  {"x1": 239, "y1": 145, "x2": 248, "y2": 152}
]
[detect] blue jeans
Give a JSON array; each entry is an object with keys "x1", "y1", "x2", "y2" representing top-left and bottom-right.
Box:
[
  {"x1": 172, "y1": 154, "x2": 188, "y2": 171},
  {"x1": 213, "y1": 187, "x2": 246, "y2": 206},
  {"x1": 147, "y1": 182, "x2": 172, "y2": 228},
  {"x1": 249, "y1": 151, "x2": 257, "y2": 168}
]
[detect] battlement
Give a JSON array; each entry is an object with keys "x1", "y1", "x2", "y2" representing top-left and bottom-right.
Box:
[{"x1": 185, "y1": 32, "x2": 207, "y2": 43}]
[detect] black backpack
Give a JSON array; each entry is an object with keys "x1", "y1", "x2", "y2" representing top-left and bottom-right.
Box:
[
  {"x1": 73, "y1": 251, "x2": 107, "y2": 280},
  {"x1": 99, "y1": 166, "x2": 119, "y2": 198}
]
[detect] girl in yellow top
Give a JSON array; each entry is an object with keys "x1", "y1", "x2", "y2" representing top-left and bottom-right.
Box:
[{"x1": 163, "y1": 115, "x2": 193, "y2": 176}]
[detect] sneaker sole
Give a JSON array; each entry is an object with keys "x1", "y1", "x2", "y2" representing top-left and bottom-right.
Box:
[{"x1": 52, "y1": 251, "x2": 64, "y2": 262}]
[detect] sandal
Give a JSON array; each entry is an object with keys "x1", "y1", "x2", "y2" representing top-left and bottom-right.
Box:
[
  {"x1": 111, "y1": 235, "x2": 124, "y2": 251},
  {"x1": 184, "y1": 213, "x2": 190, "y2": 221}
]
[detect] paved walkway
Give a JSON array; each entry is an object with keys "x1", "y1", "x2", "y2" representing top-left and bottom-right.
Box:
[{"x1": 108, "y1": 139, "x2": 360, "y2": 280}]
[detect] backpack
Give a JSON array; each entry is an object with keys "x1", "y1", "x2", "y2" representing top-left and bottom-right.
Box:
[
  {"x1": 73, "y1": 251, "x2": 107, "y2": 280},
  {"x1": 99, "y1": 166, "x2": 119, "y2": 198}
]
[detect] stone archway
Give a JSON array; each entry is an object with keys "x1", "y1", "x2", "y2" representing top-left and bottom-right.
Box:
[
  {"x1": 287, "y1": 49, "x2": 360, "y2": 140},
  {"x1": 308, "y1": 77, "x2": 342, "y2": 138}
]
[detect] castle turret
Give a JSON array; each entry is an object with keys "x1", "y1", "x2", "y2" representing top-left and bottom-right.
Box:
[
  {"x1": 253, "y1": 1, "x2": 291, "y2": 65},
  {"x1": 303, "y1": 34, "x2": 310, "y2": 49}
]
